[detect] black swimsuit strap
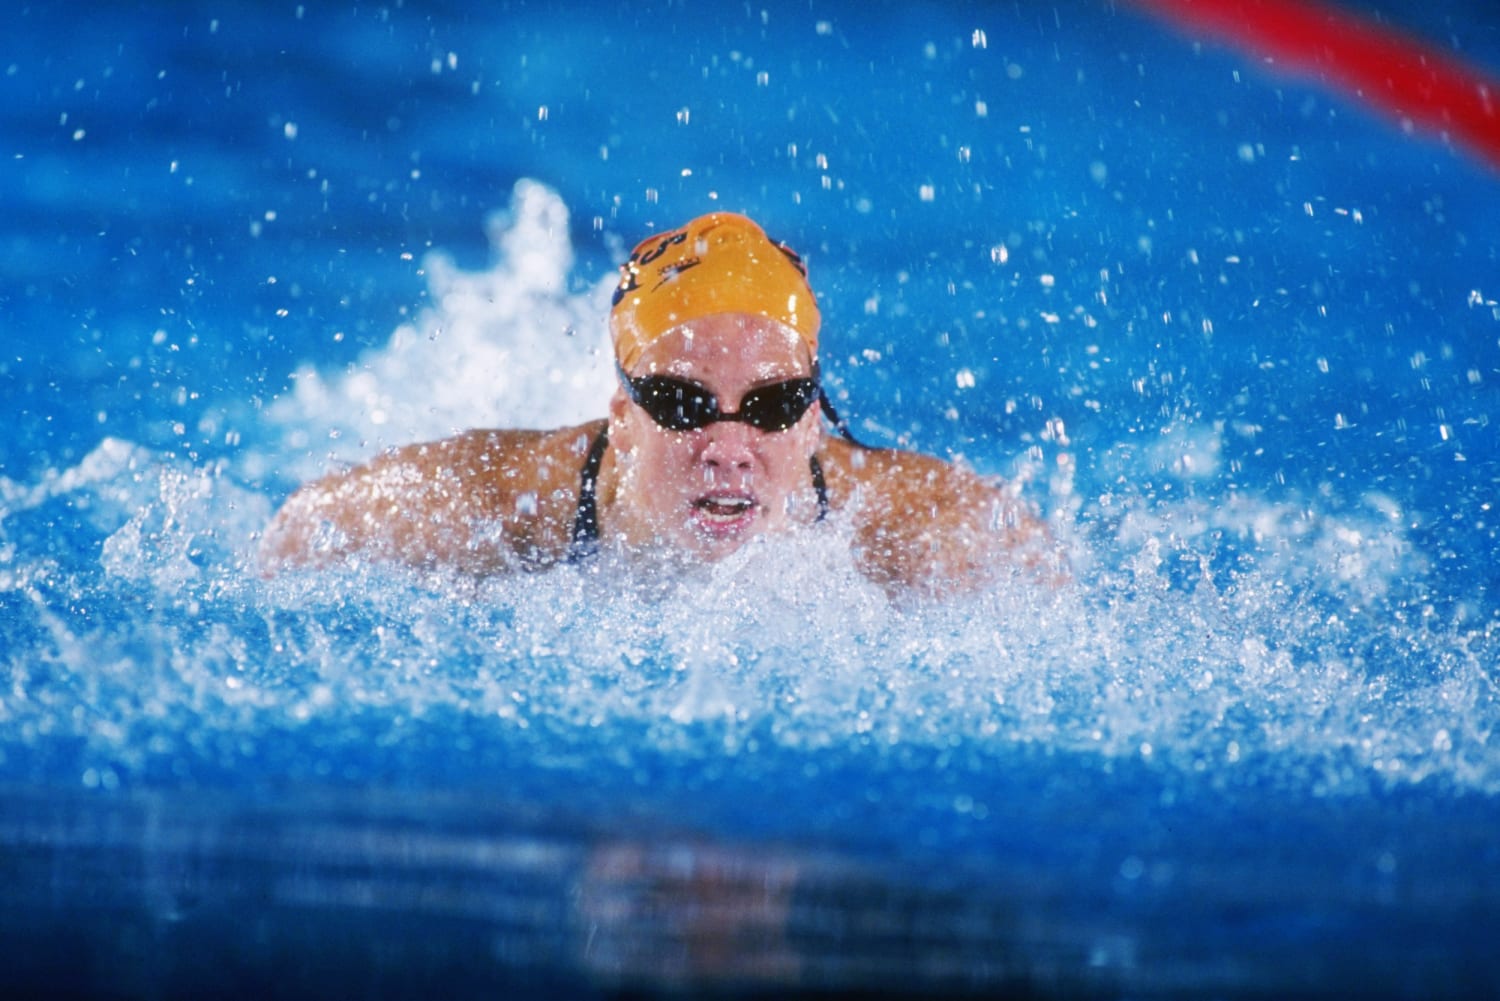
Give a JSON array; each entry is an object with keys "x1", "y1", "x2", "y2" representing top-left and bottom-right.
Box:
[
  {"x1": 809, "y1": 453, "x2": 831, "y2": 522},
  {"x1": 568, "y1": 426, "x2": 610, "y2": 563},
  {"x1": 568, "y1": 427, "x2": 831, "y2": 562}
]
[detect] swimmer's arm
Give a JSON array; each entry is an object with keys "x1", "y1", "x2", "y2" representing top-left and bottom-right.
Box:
[
  {"x1": 259, "y1": 424, "x2": 598, "y2": 575},
  {"x1": 825, "y1": 443, "x2": 1057, "y2": 600}
]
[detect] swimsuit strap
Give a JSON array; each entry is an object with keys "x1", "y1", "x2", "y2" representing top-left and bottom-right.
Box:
[
  {"x1": 568, "y1": 427, "x2": 830, "y2": 562},
  {"x1": 809, "y1": 454, "x2": 830, "y2": 522},
  {"x1": 568, "y1": 426, "x2": 610, "y2": 563}
]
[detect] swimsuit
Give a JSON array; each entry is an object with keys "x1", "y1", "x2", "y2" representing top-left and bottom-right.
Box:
[{"x1": 567, "y1": 427, "x2": 829, "y2": 563}]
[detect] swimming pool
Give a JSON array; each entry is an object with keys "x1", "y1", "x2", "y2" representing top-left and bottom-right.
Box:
[{"x1": 4, "y1": 1, "x2": 1499, "y2": 997}]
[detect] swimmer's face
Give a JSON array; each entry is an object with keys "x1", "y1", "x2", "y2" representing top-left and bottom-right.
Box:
[{"x1": 608, "y1": 313, "x2": 824, "y2": 562}]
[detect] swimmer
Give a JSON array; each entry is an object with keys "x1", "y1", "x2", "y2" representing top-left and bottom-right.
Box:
[{"x1": 261, "y1": 212, "x2": 1054, "y2": 598}]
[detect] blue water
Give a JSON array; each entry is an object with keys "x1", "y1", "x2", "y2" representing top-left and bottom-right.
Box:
[{"x1": 5, "y1": 1, "x2": 1500, "y2": 997}]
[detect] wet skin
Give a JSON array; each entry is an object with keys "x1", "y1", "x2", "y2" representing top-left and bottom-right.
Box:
[{"x1": 604, "y1": 314, "x2": 824, "y2": 562}]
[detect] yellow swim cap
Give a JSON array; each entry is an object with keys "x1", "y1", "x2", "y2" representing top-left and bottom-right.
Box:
[{"x1": 610, "y1": 213, "x2": 820, "y2": 370}]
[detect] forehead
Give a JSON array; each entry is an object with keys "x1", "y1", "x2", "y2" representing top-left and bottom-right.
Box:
[{"x1": 637, "y1": 313, "x2": 811, "y2": 380}]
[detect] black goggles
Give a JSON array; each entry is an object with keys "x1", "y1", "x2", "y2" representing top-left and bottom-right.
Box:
[{"x1": 617, "y1": 362, "x2": 822, "y2": 433}]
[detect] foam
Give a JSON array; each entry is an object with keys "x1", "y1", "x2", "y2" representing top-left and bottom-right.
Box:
[{"x1": 5, "y1": 431, "x2": 1496, "y2": 797}]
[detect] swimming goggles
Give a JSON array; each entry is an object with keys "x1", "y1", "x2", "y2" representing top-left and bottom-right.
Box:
[{"x1": 617, "y1": 362, "x2": 821, "y2": 433}]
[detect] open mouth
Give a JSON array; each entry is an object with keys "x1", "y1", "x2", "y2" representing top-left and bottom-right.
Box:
[{"x1": 691, "y1": 494, "x2": 757, "y2": 532}]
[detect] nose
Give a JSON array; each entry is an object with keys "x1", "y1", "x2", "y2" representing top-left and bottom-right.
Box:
[{"x1": 698, "y1": 419, "x2": 757, "y2": 472}]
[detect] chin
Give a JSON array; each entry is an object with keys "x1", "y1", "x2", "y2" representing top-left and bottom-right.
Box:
[{"x1": 683, "y1": 529, "x2": 756, "y2": 563}]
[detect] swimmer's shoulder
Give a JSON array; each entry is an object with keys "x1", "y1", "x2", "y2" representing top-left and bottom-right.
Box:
[
  {"x1": 815, "y1": 434, "x2": 1055, "y2": 597},
  {"x1": 382, "y1": 420, "x2": 607, "y2": 565},
  {"x1": 262, "y1": 420, "x2": 606, "y2": 574},
  {"x1": 417, "y1": 421, "x2": 605, "y2": 504},
  {"x1": 816, "y1": 435, "x2": 993, "y2": 508}
]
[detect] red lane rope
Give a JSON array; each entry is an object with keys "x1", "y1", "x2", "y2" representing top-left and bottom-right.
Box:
[{"x1": 1126, "y1": 0, "x2": 1500, "y2": 170}]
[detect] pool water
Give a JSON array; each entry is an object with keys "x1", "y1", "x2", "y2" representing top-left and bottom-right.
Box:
[{"x1": 4, "y1": 1, "x2": 1500, "y2": 997}]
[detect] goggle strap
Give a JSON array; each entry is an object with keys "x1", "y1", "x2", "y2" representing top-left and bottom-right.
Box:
[{"x1": 818, "y1": 389, "x2": 867, "y2": 448}]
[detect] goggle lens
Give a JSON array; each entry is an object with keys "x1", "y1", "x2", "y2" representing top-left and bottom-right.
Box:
[{"x1": 620, "y1": 368, "x2": 820, "y2": 433}]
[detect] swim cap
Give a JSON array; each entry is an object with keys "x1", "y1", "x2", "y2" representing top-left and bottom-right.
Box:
[{"x1": 610, "y1": 213, "x2": 820, "y2": 370}]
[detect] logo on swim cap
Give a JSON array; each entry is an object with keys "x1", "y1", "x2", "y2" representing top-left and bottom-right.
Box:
[{"x1": 610, "y1": 213, "x2": 820, "y2": 370}]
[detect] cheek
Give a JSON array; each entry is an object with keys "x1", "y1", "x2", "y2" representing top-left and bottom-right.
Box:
[
  {"x1": 634, "y1": 438, "x2": 680, "y2": 479},
  {"x1": 787, "y1": 412, "x2": 822, "y2": 461},
  {"x1": 616, "y1": 413, "x2": 695, "y2": 484},
  {"x1": 766, "y1": 421, "x2": 820, "y2": 483},
  {"x1": 613, "y1": 404, "x2": 663, "y2": 464}
]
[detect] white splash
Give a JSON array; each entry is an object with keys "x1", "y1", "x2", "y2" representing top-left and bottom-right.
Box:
[{"x1": 260, "y1": 179, "x2": 616, "y2": 481}]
